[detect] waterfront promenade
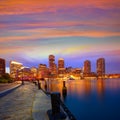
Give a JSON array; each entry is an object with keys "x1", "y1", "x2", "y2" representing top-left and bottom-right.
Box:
[
  {"x1": 0, "y1": 82, "x2": 37, "y2": 120},
  {"x1": 0, "y1": 81, "x2": 70, "y2": 120},
  {"x1": 0, "y1": 81, "x2": 21, "y2": 92}
]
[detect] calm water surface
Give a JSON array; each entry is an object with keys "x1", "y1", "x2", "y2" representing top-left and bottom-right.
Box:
[{"x1": 45, "y1": 78, "x2": 120, "y2": 120}]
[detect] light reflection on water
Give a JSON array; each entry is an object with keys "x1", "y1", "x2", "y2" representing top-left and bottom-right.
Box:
[{"x1": 42, "y1": 78, "x2": 120, "y2": 120}]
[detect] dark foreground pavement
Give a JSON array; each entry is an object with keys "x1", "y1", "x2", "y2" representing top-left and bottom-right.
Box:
[
  {"x1": 0, "y1": 82, "x2": 37, "y2": 120},
  {"x1": 0, "y1": 81, "x2": 21, "y2": 92},
  {"x1": 0, "y1": 82, "x2": 69, "y2": 120}
]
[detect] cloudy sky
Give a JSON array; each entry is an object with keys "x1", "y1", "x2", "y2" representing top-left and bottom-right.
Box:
[{"x1": 0, "y1": 0, "x2": 120, "y2": 73}]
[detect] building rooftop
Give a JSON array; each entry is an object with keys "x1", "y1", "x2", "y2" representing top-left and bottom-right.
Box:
[
  {"x1": 11, "y1": 61, "x2": 23, "y2": 65},
  {"x1": 59, "y1": 58, "x2": 64, "y2": 60}
]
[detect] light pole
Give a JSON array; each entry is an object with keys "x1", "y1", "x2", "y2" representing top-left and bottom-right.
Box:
[
  {"x1": 37, "y1": 79, "x2": 41, "y2": 89},
  {"x1": 22, "y1": 68, "x2": 24, "y2": 85}
]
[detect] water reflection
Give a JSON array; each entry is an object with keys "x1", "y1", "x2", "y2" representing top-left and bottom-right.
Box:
[
  {"x1": 45, "y1": 78, "x2": 120, "y2": 98},
  {"x1": 41, "y1": 79, "x2": 120, "y2": 120},
  {"x1": 62, "y1": 81, "x2": 67, "y2": 101},
  {"x1": 96, "y1": 78, "x2": 105, "y2": 100},
  {"x1": 84, "y1": 80, "x2": 91, "y2": 96}
]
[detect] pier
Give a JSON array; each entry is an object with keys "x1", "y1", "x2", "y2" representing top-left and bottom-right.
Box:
[{"x1": 0, "y1": 81, "x2": 76, "y2": 120}]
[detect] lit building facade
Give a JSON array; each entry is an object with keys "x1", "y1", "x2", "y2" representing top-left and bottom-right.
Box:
[
  {"x1": 38, "y1": 64, "x2": 48, "y2": 78},
  {"x1": 66, "y1": 67, "x2": 73, "y2": 73},
  {"x1": 10, "y1": 61, "x2": 23, "y2": 79},
  {"x1": 58, "y1": 68, "x2": 66, "y2": 78},
  {"x1": 84, "y1": 60, "x2": 91, "y2": 76},
  {"x1": 48, "y1": 55, "x2": 57, "y2": 76},
  {"x1": 72, "y1": 68, "x2": 81, "y2": 78},
  {"x1": 18, "y1": 67, "x2": 31, "y2": 80},
  {"x1": 49, "y1": 55, "x2": 55, "y2": 72},
  {"x1": 97, "y1": 58, "x2": 105, "y2": 77},
  {"x1": 58, "y1": 58, "x2": 64, "y2": 69},
  {"x1": 30, "y1": 67, "x2": 38, "y2": 80},
  {"x1": 0, "y1": 58, "x2": 5, "y2": 76},
  {"x1": 58, "y1": 58, "x2": 65, "y2": 75}
]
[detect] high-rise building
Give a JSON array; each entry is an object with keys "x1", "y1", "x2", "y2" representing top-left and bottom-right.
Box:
[
  {"x1": 48, "y1": 55, "x2": 57, "y2": 75},
  {"x1": 0, "y1": 58, "x2": 5, "y2": 76},
  {"x1": 30, "y1": 67, "x2": 38, "y2": 79},
  {"x1": 58, "y1": 58, "x2": 65, "y2": 75},
  {"x1": 97, "y1": 58, "x2": 105, "y2": 76},
  {"x1": 84, "y1": 60, "x2": 91, "y2": 76},
  {"x1": 58, "y1": 58, "x2": 64, "y2": 69},
  {"x1": 10, "y1": 61, "x2": 23, "y2": 79},
  {"x1": 38, "y1": 64, "x2": 48, "y2": 78},
  {"x1": 53, "y1": 63, "x2": 57, "y2": 75},
  {"x1": 49, "y1": 55, "x2": 55, "y2": 71}
]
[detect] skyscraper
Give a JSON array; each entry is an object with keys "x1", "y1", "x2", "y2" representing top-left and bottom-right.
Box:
[
  {"x1": 48, "y1": 55, "x2": 57, "y2": 75},
  {"x1": 58, "y1": 58, "x2": 64, "y2": 69},
  {"x1": 97, "y1": 58, "x2": 105, "y2": 76},
  {"x1": 30, "y1": 67, "x2": 38, "y2": 79},
  {"x1": 0, "y1": 58, "x2": 5, "y2": 76},
  {"x1": 49, "y1": 55, "x2": 55, "y2": 72},
  {"x1": 58, "y1": 58, "x2": 65, "y2": 75},
  {"x1": 38, "y1": 64, "x2": 48, "y2": 78},
  {"x1": 84, "y1": 60, "x2": 91, "y2": 76},
  {"x1": 10, "y1": 61, "x2": 23, "y2": 79}
]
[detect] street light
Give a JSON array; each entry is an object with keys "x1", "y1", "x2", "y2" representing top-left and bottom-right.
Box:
[{"x1": 20, "y1": 67, "x2": 24, "y2": 85}]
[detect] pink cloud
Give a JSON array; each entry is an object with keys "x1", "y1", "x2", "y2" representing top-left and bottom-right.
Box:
[
  {"x1": 0, "y1": 28, "x2": 120, "y2": 43},
  {"x1": 0, "y1": 0, "x2": 119, "y2": 15},
  {"x1": 2, "y1": 20, "x2": 119, "y2": 29},
  {"x1": 0, "y1": 24, "x2": 6, "y2": 29}
]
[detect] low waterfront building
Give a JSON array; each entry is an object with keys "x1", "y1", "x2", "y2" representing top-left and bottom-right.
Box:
[
  {"x1": 30, "y1": 67, "x2": 38, "y2": 80},
  {"x1": 10, "y1": 61, "x2": 23, "y2": 79},
  {"x1": 58, "y1": 68, "x2": 66, "y2": 78},
  {"x1": 18, "y1": 67, "x2": 31, "y2": 80},
  {"x1": 0, "y1": 58, "x2": 5, "y2": 77},
  {"x1": 38, "y1": 64, "x2": 48, "y2": 79}
]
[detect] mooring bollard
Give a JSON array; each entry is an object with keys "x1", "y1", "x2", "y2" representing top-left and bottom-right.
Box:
[
  {"x1": 63, "y1": 81, "x2": 66, "y2": 87},
  {"x1": 38, "y1": 80, "x2": 41, "y2": 89},
  {"x1": 33, "y1": 81, "x2": 37, "y2": 85},
  {"x1": 45, "y1": 80, "x2": 47, "y2": 91},
  {"x1": 62, "y1": 81, "x2": 67, "y2": 97},
  {"x1": 22, "y1": 80, "x2": 24, "y2": 85},
  {"x1": 51, "y1": 92, "x2": 60, "y2": 115},
  {"x1": 47, "y1": 92, "x2": 66, "y2": 120}
]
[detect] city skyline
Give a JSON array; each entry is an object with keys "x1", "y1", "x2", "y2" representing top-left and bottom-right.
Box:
[
  {"x1": 0, "y1": 0, "x2": 120, "y2": 73},
  {"x1": 8, "y1": 56, "x2": 106, "y2": 80},
  {"x1": 0, "y1": 56, "x2": 116, "y2": 75}
]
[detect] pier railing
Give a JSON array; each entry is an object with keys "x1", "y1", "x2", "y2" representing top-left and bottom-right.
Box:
[
  {"x1": 41, "y1": 89, "x2": 76, "y2": 120},
  {"x1": 35, "y1": 80, "x2": 77, "y2": 120},
  {"x1": 59, "y1": 98, "x2": 76, "y2": 120}
]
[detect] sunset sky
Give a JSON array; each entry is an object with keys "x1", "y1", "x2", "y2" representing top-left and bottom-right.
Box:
[{"x1": 0, "y1": 0, "x2": 120, "y2": 73}]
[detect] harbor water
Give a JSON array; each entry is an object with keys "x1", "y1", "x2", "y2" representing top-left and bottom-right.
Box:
[{"x1": 43, "y1": 78, "x2": 120, "y2": 120}]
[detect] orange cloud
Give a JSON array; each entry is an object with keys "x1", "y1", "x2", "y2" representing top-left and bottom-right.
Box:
[
  {"x1": 2, "y1": 20, "x2": 119, "y2": 28},
  {"x1": 39, "y1": 29, "x2": 120, "y2": 38},
  {"x1": 0, "y1": 47, "x2": 22, "y2": 54},
  {"x1": 0, "y1": 0, "x2": 119, "y2": 15},
  {"x1": 0, "y1": 28, "x2": 120, "y2": 43}
]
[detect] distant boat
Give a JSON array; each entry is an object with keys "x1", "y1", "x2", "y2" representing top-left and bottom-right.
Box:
[
  {"x1": 40, "y1": 78, "x2": 45, "y2": 81},
  {"x1": 63, "y1": 76, "x2": 75, "y2": 81},
  {"x1": 68, "y1": 77, "x2": 75, "y2": 80}
]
